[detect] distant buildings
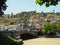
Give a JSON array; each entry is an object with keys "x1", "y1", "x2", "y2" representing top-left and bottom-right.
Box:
[
  {"x1": 0, "y1": 25, "x2": 5, "y2": 31},
  {"x1": 2, "y1": 12, "x2": 15, "y2": 19},
  {"x1": 0, "y1": 11, "x2": 60, "y2": 31}
]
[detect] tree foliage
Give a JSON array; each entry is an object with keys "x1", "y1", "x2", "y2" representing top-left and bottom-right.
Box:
[
  {"x1": 42, "y1": 22, "x2": 57, "y2": 35},
  {"x1": 57, "y1": 22, "x2": 60, "y2": 33},
  {"x1": 42, "y1": 22, "x2": 51, "y2": 35},
  {"x1": 35, "y1": 0, "x2": 60, "y2": 7},
  {"x1": 50, "y1": 23, "x2": 57, "y2": 34},
  {"x1": 0, "y1": 0, "x2": 7, "y2": 16}
]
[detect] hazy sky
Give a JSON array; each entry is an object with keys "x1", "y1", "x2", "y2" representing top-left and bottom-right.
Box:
[{"x1": 5, "y1": 0, "x2": 60, "y2": 14}]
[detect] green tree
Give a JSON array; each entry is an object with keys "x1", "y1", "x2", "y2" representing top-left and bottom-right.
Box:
[
  {"x1": 50, "y1": 23, "x2": 57, "y2": 34},
  {"x1": 42, "y1": 22, "x2": 57, "y2": 35},
  {"x1": 42, "y1": 22, "x2": 51, "y2": 35},
  {"x1": 35, "y1": 0, "x2": 60, "y2": 7},
  {"x1": 57, "y1": 22, "x2": 60, "y2": 33},
  {"x1": 0, "y1": 0, "x2": 7, "y2": 16}
]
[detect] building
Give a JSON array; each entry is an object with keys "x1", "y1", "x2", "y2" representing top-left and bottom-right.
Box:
[{"x1": 0, "y1": 25, "x2": 5, "y2": 31}]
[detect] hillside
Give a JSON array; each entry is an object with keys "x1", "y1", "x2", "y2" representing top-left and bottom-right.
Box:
[{"x1": 0, "y1": 11, "x2": 60, "y2": 25}]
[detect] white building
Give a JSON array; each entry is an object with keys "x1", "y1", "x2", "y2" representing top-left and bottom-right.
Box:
[
  {"x1": 0, "y1": 25, "x2": 5, "y2": 31},
  {"x1": 5, "y1": 25, "x2": 17, "y2": 31}
]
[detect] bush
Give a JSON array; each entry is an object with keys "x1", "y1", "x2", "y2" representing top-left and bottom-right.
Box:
[
  {"x1": 10, "y1": 21, "x2": 15, "y2": 25},
  {"x1": 0, "y1": 32, "x2": 23, "y2": 45},
  {"x1": 42, "y1": 22, "x2": 57, "y2": 35},
  {"x1": 42, "y1": 22, "x2": 51, "y2": 35},
  {"x1": 56, "y1": 22, "x2": 60, "y2": 33},
  {"x1": 50, "y1": 23, "x2": 57, "y2": 35}
]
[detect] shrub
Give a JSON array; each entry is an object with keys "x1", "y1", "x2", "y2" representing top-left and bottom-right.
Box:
[
  {"x1": 42, "y1": 22, "x2": 57, "y2": 35},
  {"x1": 50, "y1": 23, "x2": 57, "y2": 34},
  {"x1": 42, "y1": 22, "x2": 51, "y2": 35},
  {"x1": 56, "y1": 22, "x2": 60, "y2": 33},
  {"x1": 0, "y1": 32, "x2": 23, "y2": 45}
]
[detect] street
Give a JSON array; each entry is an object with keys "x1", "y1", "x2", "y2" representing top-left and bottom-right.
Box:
[{"x1": 23, "y1": 38, "x2": 60, "y2": 45}]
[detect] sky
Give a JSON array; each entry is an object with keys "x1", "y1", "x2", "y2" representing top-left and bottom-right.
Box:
[{"x1": 5, "y1": 0, "x2": 60, "y2": 14}]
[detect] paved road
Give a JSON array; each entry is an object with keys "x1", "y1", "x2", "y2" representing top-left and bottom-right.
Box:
[{"x1": 23, "y1": 38, "x2": 60, "y2": 45}]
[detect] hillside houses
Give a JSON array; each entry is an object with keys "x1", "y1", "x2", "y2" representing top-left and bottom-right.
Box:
[
  {"x1": 0, "y1": 11, "x2": 60, "y2": 30},
  {"x1": 0, "y1": 25, "x2": 5, "y2": 31},
  {"x1": 2, "y1": 12, "x2": 16, "y2": 19}
]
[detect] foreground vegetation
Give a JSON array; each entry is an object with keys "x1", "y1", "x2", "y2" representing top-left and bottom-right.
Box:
[
  {"x1": 0, "y1": 32, "x2": 23, "y2": 45},
  {"x1": 42, "y1": 21, "x2": 60, "y2": 35}
]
